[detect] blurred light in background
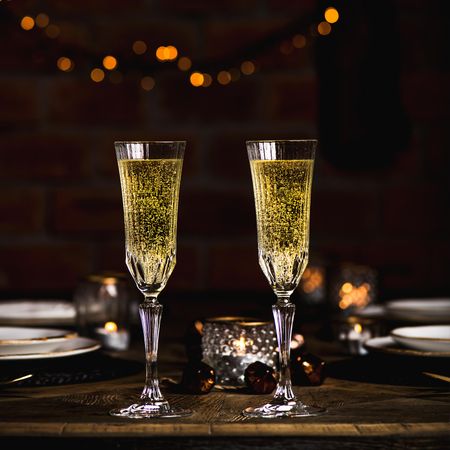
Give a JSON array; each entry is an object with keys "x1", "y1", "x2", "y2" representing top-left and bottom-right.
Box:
[
  {"x1": 90, "y1": 68, "x2": 105, "y2": 82},
  {"x1": 103, "y1": 55, "x2": 118, "y2": 70},
  {"x1": 324, "y1": 7, "x2": 339, "y2": 24},
  {"x1": 132, "y1": 40, "x2": 147, "y2": 55},
  {"x1": 57, "y1": 56, "x2": 73, "y2": 72},
  {"x1": 20, "y1": 16, "x2": 35, "y2": 30},
  {"x1": 45, "y1": 24, "x2": 60, "y2": 38},
  {"x1": 190, "y1": 72, "x2": 204, "y2": 87},
  {"x1": 240, "y1": 61, "x2": 255, "y2": 75},
  {"x1": 177, "y1": 56, "x2": 192, "y2": 71},
  {"x1": 35, "y1": 13, "x2": 49, "y2": 28},
  {"x1": 217, "y1": 70, "x2": 231, "y2": 85},
  {"x1": 140, "y1": 76, "x2": 155, "y2": 91},
  {"x1": 202, "y1": 73, "x2": 212, "y2": 87},
  {"x1": 317, "y1": 21, "x2": 332, "y2": 36}
]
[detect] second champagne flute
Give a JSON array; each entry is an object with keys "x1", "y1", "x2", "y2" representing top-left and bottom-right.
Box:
[{"x1": 110, "y1": 141, "x2": 191, "y2": 419}]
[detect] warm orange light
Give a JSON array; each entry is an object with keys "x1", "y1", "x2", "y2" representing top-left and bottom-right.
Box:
[
  {"x1": 155, "y1": 46, "x2": 166, "y2": 61},
  {"x1": 240, "y1": 60, "x2": 255, "y2": 75},
  {"x1": 325, "y1": 7, "x2": 339, "y2": 24},
  {"x1": 202, "y1": 73, "x2": 213, "y2": 87},
  {"x1": 217, "y1": 70, "x2": 231, "y2": 85},
  {"x1": 90, "y1": 68, "x2": 105, "y2": 82},
  {"x1": 341, "y1": 282, "x2": 353, "y2": 294},
  {"x1": 177, "y1": 56, "x2": 192, "y2": 71},
  {"x1": 20, "y1": 16, "x2": 35, "y2": 31},
  {"x1": 354, "y1": 323, "x2": 363, "y2": 334},
  {"x1": 132, "y1": 40, "x2": 147, "y2": 55},
  {"x1": 57, "y1": 56, "x2": 73, "y2": 72},
  {"x1": 292, "y1": 34, "x2": 306, "y2": 48},
  {"x1": 140, "y1": 76, "x2": 155, "y2": 91},
  {"x1": 318, "y1": 21, "x2": 332, "y2": 35},
  {"x1": 35, "y1": 13, "x2": 49, "y2": 28},
  {"x1": 104, "y1": 321, "x2": 118, "y2": 333},
  {"x1": 45, "y1": 24, "x2": 60, "y2": 38},
  {"x1": 190, "y1": 72, "x2": 204, "y2": 87},
  {"x1": 166, "y1": 45, "x2": 178, "y2": 60},
  {"x1": 103, "y1": 55, "x2": 117, "y2": 70}
]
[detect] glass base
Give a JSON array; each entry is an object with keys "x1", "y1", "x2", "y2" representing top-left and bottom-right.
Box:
[
  {"x1": 110, "y1": 400, "x2": 192, "y2": 419},
  {"x1": 243, "y1": 400, "x2": 326, "y2": 419}
]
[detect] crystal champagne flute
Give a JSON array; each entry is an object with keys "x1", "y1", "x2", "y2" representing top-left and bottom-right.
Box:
[
  {"x1": 243, "y1": 140, "x2": 326, "y2": 418},
  {"x1": 110, "y1": 141, "x2": 191, "y2": 419}
]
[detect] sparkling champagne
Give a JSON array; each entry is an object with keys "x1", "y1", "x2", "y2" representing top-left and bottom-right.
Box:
[
  {"x1": 118, "y1": 158, "x2": 183, "y2": 293},
  {"x1": 250, "y1": 159, "x2": 314, "y2": 293}
]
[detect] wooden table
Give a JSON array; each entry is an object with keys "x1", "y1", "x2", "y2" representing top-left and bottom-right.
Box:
[{"x1": 0, "y1": 339, "x2": 449, "y2": 450}]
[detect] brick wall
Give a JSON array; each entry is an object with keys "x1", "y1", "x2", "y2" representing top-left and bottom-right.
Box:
[{"x1": 0, "y1": 0, "x2": 448, "y2": 305}]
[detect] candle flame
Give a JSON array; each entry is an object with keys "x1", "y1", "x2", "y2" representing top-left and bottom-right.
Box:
[
  {"x1": 232, "y1": 336, "x2": 249, "y2": 355},
  {"x1": 104, "y1": 321, "x2": 118, "y2": 332},
  {"x1": 353, "y1": 323, "x2": 363, "y2": 334}
]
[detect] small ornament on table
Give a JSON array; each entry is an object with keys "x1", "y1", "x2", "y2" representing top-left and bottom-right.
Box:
[
  {"x1": 244, "y1": 361, "x2": 277, "y2": 394},
  {"x1": 291, "y1": 352, "x2": 326, "y2": 386},
  {"x1": 180, "y1": 361, "x2": 216, "y2": 395},
  {"x1": 94, "y1": 320, "x2": 130, "y2": 351}
]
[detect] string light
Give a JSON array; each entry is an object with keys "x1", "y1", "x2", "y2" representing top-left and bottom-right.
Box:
[
  {"x1": 324, "y1": 7, "x2": 339, "y2": 24},
  {"x1": 20, "y1": 16, "x2": 35, "y2": 30},
  {"x1": 90, "y1": 68, "x2": 105, "y2": 82},
  {"x1": 190, "y1": 72, "x2": 204, "y2": 87},
  {"x1": 317, "y1": 21, "x2": 332, "y2": 36},
  {"x1": 35, "y1": 13, "x2": 49, "y2": 28},
  {"x1": 132, "y1": 40, "x2": 147, "y2": 55},
  {"x1": 140, "y1": 76, "x2": 155, "y2": 91},
  {"x1": 17, "y1": 6, "x2": 338, "y2": 89},
  {"x1": 56, "y1": 56, "x2": 73, "y2": 72},
  {"x1": 103, "y1": 55, "x2": 117, "y2": 70}
]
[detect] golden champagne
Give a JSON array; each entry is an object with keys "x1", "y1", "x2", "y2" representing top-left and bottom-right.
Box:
[
  {"x1": 250, "y1": 159, "x2": 314, "y2": 292},
  {"x1": 118, "y1": 158, "x2": 183, "y2": 292}
]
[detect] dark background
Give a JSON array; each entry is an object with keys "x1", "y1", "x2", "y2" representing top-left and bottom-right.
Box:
[{"x1": 0, "y1": 0, "x2": 449, "y2": 321}]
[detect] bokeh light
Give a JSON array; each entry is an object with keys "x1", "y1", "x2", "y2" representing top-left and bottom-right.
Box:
[
  {"x1": 56, "y1": 56, "x2": 73, "y2": 72},
  {"x1": 177, "y1": 56, "x2": 192, "y2": 71},
  {"x1": 103, "y1": 55, "x2": 117, "y2": 70},
  {"x1": 202, "y1": 73, "x2": 212, "y2": 87},
  {"x1": 20, "y1": 16, "x2": 35, "y2": 31},
  {"x1": 217, "y1": 70, "x2": 231, "y2": 85},
  {"x1": 292, "y1": 34, "x2": 306, "y2": 49},
  {"x1": 45, "y1": 24, "x2": 60, "y2": 38},
  {"x1": 240, "y1": 60, "x2": 255, "y2": 75},
  {"x1": 90, "y1": 68, "x2": 105, "y2": 82},
  {"x1": 156, "y1": 45, "x2": 178, "y2": 61},
  {"x1": 140, "y1": 76, "x2": 155, "y2": 91},
  {"x1": 132, "y1": 40, "x2": 147, "y2": 55},
  {"x1": 324, "y1": 7, "x2": 339, "y2": 24},
  {"x1": 317, "y1": 21, "x2": 332, "y2": 36},
  {"x1": 190, "y1": 72, "x2": 204, "y2": 87},
  {"x1": 35, "y1": 13, "x2": 49, "y2": 28}
]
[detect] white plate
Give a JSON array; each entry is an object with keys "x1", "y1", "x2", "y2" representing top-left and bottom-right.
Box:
[
  {"x1": 0, "y1": 300, "x2": 76, "y2": 326},
  {"x1": 391, "y1": 325, "x2": 450, "y2": 352},
  {"x1": 364, "y1": 336, "x2": 450, "y2": 358},
  {"x1": 385, "y1": 298, "x2": 450, "y2": 323},
  {"x1": 0, "y1": 336, "x2": 101, "y2": 360},
  {"x1": 0, "y1": 326, "x2": 77, "y2": 345}
]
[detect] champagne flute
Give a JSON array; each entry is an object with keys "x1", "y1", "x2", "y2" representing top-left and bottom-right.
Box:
[
  {"x1": 110, "y1": 141, "x2": 191, "y2": 419},
  {"x1": 243, "y1": 140, "x2": 326, "y2": 418}
]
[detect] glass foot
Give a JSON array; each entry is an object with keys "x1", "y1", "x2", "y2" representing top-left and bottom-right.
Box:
[
  {"x1": 110, "y1": 400, "x2": 192, "y2": 419},
  {"x1": 243, "y1": 400, "x2": 326, "y2": 418}
]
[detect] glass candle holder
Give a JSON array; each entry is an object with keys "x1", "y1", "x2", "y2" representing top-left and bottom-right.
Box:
[
  {"x1": 202, "y1": 317, "x2": 277, "y2": 387},
  {"x1": 74, "y1": 272, "x2": 131, "y2": 351},
  {"x1": 335, "y1": 316, "x2": 382, "y2": 356},
  {"x1": 330, "y1": 263, "x2": 378, "y2": 315}
]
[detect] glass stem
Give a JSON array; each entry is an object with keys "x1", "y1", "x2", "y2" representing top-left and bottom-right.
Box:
[
  {"x1": 272, "y1": 295, "x2": 296, "y2": 402},
  {"x1": 139, "y1": 296, "x2": 165, "y2": 402}
]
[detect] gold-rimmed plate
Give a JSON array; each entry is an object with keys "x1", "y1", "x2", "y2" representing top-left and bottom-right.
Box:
[
  {"x1": 0, "y1": 337, "x2": 101, "y2": 360},
  {"x1": 0, "y1": 327, "x2": 77, "y2": 345},
  {"x1": 364, "y1": 336, "x2": 450, "y2": 358}
]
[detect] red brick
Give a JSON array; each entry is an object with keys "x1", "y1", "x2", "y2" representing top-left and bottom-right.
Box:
[
  {"x1": 0, "y1": 189, "x2": 44, "y2": 234},
  {"x1": 159, "y1": 74, "x2": 259, "y2": 122},
  {"x1": 0, "y1": 244, "x2": 90, "y2": 293},
  {"x1": 401, "y1": 72, "x2": 450, "y2": 122},
  {"x1": 382, "y1": 183, "x2": 449, "y2": 236},
  {"x1": 178, "y1": 189, "x2": 255, "y2": 237},
  {"x1": 47, "y1": 80, "x2": 144, "y2": 126},
  {"x1": 0, "y1": 79, "x2": 38, "y2": 126},
  {"x1": 207, "y1": 243, "x2": 267, "y2": 291},
  {"x1": 50, "y1": 187, "x2": 123, "y2": 235},
  {"x1": 311, "y1": 189, "x2": 379, "y2": 237},
  {"x1": 266, "y1": 75, "x2": 318, "y2": 122},
  {"x1": 0, "y1": 133, "x2": 90, "y2": 181}
]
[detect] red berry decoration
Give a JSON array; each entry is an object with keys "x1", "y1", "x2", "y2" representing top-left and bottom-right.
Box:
[
  {"x1": 244, "y1": 361, "x2": 277, "y2": 394},
  {"x1": 180, "y1": 361, "x2": 215, "y2": 394},
  {"x1": 291, "y1": 352, "x2": 326, "y2": 386}
]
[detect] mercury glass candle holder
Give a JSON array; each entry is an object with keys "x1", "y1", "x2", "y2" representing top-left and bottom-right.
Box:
[{"x1": 202, "y1": 317, "x2": 277, "y2": 387}]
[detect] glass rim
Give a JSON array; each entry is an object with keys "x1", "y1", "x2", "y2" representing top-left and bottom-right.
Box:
[
  {"x1": 246, "y1": 139, "x2": 318, "y2": 144},
  {"x1": 114, "y1": 140, "x2": 186, "y2": 144}
]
